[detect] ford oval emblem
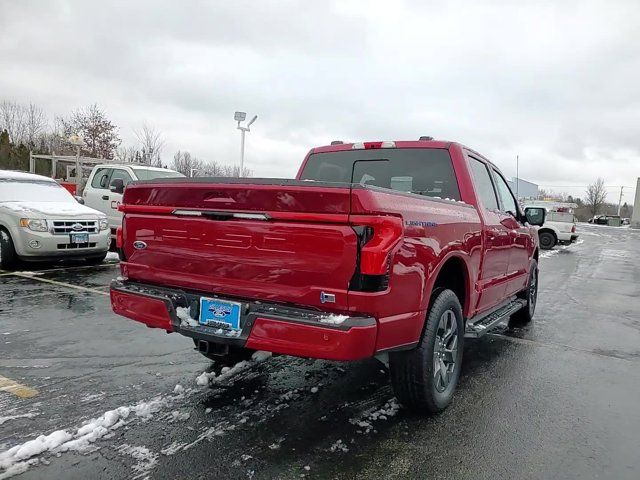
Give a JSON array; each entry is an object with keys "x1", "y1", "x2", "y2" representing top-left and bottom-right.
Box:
[
  {"x1": 71, "y1": 223, "x2": 84, "y2": 231},
  {"x1": 133, "y1": 241, "x2": 147, "y2": 250}
]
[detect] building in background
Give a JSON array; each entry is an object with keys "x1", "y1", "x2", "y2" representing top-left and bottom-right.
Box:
[
  {"x1": 507, "y1": 177, "x2": 539, "y2": 200},
  {"x1": 631, "y1": 177, "x2": 640, "y2": 228}
]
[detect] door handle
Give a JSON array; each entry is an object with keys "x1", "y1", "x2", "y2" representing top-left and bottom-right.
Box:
[{"x1": 102, "y1": 195, "x2": 109, "y2": 200}]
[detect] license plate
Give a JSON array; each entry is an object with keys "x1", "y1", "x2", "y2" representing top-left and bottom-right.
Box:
[
  {"x1": 199, "y1": 297, "x2": 242, "y2": 330},
  {"x1": 70, "y1": 233, "x2": 89, "y2": 244}
]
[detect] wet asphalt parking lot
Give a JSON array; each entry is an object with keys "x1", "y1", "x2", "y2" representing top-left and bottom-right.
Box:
[{"x1": 1, "y1": 224, "x2": 639, "y2": 480}]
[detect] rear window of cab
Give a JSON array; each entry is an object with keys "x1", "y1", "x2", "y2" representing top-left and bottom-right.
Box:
[{"x1": 299, "y1": 148, "x2": 461, "y2": 200}]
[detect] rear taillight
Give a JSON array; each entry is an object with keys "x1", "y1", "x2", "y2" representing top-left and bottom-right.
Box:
[
  {"x1": 571, "y1": 225, "x2": 576, "y2": 233},
  {"x1": 116, "y1": 227, "x2": 124, "y2": 249},
  {"x1": 349, "y1": 216, "x2": 403, "y2": 292}
]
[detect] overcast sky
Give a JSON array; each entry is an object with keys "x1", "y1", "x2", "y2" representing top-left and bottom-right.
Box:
[{"x1": 1, "y1": 0, "x2": 639, "y2": 203}]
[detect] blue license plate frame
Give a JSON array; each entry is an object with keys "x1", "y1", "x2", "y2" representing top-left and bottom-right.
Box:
[{"x1": 199, "y1": 297, "x2": 242, "y2": 330}]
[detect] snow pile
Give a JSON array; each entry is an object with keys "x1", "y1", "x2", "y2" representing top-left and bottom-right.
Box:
[
  {"x1": 173, "y1": 384, "x2": 185, "y2": 394},
  {"x1": 319, "y1": 314, "x2": 349, "y2": 325},
  {"x1": 251, "y1": 351, "x2": 272, "y2": 363},
  {"x1": 116, "y1": 444, "x2": 158, "y2": 480},
  {"x1": 176, "y1": 307, "x2": 199, "y2": 327},
  {"x1": 329, "y1": 439, "x2": 349, "y2": 453},
  {"x1": 195, "y1": 351, "x2": 271, "y2": 387},
  {"x1": 0, "y1": 393, "x2": 183, "y2": 476},
  {"x1": 0, "y1": 413, "x2": 38, "y2": 426},
  {"x1": 349, "y1": 398, "x2": 401, "y2": 434}
]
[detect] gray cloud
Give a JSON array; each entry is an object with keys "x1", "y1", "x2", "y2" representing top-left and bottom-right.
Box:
[{"x1": 1, "y1": 0, "x2": 638, "y2": 203}]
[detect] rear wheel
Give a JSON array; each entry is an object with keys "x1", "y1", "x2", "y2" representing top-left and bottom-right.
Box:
[
  {"x1": 0, "y1": 228, "x2": 18, "y2": 270},
  {"x1": 538, "y1": 231, "x2": 556, "y2": 250},
  {"x1": 511, "y1": 260, "x2": 538, "y2": 324},
  {"x1": 390, "y1": 289, "x2": 464, "y2": 413}
]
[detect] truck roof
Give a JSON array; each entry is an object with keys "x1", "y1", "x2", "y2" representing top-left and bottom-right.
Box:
[
  {"x1": 0, "y1": 170, "x2": 56, "y2": 182},
  {"x1": 308, "y1": 139, "x2": 497, "y2": 168},
  {"x1": 91, "y1": 164, "x2": 179, "y2": 172}
]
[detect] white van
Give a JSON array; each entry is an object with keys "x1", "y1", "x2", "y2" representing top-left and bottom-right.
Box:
[{"x1": 83, "y1": 164, "x2": 184, "y2": 240}]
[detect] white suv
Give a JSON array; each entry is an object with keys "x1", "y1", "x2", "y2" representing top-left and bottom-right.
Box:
[
  {"x1": 83, "y1": 164, "x2": 184, "y2": 240},
  {"x1": 0, "y1": 171, "x2": 110, "y2": 269},
  {"x1": 537, "y1": 210, "x2": 579, "y2": 250}
]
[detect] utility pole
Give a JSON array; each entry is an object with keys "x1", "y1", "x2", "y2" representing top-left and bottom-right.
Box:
[
  {"x1": 516, "y1": 155, "x2": 519, "y2": 200},
  {"x1": 617, "y1": 186, "x2": 624, "y2": 216}
]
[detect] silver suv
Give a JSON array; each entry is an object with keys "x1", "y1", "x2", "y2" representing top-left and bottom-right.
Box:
[{"x1": 0, "y1": 171, "x2": 110, "y2": 269}]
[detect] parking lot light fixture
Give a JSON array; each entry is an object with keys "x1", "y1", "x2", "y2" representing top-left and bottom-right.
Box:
[{"x1": 235, "y1": 112, "x2": 257, "y2": 177}]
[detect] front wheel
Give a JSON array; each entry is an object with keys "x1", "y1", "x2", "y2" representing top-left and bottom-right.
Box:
[
  {"x1": 511, "y1": 259, "x2": 538, "y2": 324},
  {"x1": 538, "y1": 231, "x2": 556, "y2": 250},
  {"x1": 389, "y1": 289, "x2": 464, "y2": 413},
  {"x1": 0, "y1": 228, "x2": 18, "y2": 270}
]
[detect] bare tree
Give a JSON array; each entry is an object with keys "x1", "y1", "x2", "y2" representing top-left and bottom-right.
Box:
[
  {"x1": 134, "y1": 123, "x2": 165, "y2": 167},
  {"x1": 24, "y1": 103, "x2": 48, "y2": 147},
  {"x1": 59, "y1": 104, "x2": 121, "y2": 159},
  {"x1": 0, "y1": 101, "x2": 27, "y2": 144},
  {"x1": 192, "y1": 160, "x2": 253, "y2": 178},
  {"x1": 115, "y1": 145, "x2": 139, "y2": 163},
  {"x1": 171, "y1": 151, "x2": 203, "y2": 176},
  {"x1": 585, "y1": 178, "x2": 607, "y2": 217}
]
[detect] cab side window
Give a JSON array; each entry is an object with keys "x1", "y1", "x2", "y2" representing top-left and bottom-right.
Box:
[
  {"x1": 91, "y1": 168, "x2": 112, "y2": 189},
  {"x1": 469, "y1": 157, "x2": 499, "y2": 211},
  {"x1": 492, "y1": 170, "x2": 518, "y2": 216},
  {"x1": 109, "y1": 169, "x2": 133, "y2": 188}
]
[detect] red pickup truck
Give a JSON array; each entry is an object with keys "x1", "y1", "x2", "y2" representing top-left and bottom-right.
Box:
[{"x1": 111, "y1": 139, "x2": 545, "y2": 413}]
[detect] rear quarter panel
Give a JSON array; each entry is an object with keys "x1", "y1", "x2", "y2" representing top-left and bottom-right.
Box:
[{"x1": 350, "y1": 188, "x2": 482, "y2": 351}]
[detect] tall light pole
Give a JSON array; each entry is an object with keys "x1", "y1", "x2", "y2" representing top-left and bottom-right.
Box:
[
  {"x1": 68, "y1": 134, "x2": 84, "y2": 193},
  {"x1": 235, "y1": 111, "x2": 257, "y2": 177}
]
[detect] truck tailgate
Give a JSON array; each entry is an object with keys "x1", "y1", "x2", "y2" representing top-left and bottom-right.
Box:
[{"x1": 120, "y1": 180, "x2": 358, "y2": 310}]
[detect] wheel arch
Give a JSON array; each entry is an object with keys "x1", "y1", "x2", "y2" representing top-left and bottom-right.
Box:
[{"x1": 425, "y1": 254, "x2": 472, "y2": 319}]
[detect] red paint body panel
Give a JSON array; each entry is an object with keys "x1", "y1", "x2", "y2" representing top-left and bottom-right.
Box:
[
  {"x1": 111, "y1": 140, "x2": 539, "y2": 361},
  {"x1": 245, "y1": 318, "x2": 377, "y2": 361},
  {"x1": 110, "y1": 289, "x2": 173, "y2": 331}
]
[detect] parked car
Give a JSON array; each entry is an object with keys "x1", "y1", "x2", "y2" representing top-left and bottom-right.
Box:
[
  {"x1": 622, "y1": 218, "x2": 630, "y2": 225},
  {"x1": 110, "y1": 139, "x2": 545, "y2": 413},
  {"x1": 0, "y1": 170, "x2": 110, "y2": 269},
  {"x1": 536, "y1": 210, "x2": 578, "y2": 250},
  {"x1": 83, "y1": 164, "x2": 184, "y2": 242},
  {"x1": 589, "y1": 214, "x2": 622, "y2": 226}
]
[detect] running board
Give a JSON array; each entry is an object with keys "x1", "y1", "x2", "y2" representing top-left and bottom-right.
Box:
[{"x1": 465, "y1": 298, "x2": 527, "y2": 338}]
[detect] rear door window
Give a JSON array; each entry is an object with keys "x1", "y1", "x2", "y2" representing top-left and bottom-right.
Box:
[
  {"x1": 300, "y1": 148, "x2": 461, "y2": 200},
  {"x1": 468, "y1": 157, "x2": 499, "y2": 211},
  {"x1": 91, "y1": 168, "x2": 112, "y2": 189}
]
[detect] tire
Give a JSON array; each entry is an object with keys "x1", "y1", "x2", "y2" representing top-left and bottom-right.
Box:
[
  {"x1": 538, "y1": 231, "x2": 556, "y2": 250},
  {"x1": 389, "y1": 289, "x2": 464, "y2": 413},
  {"x1": 192, "y1": 339, "x2": 254, "y2": 365},
  {"x1": 0, "y1": 228, "x2": 18, "y2": 270},
  {"x1": 511, "y1": 259, "x2": 538, "y2": 324},
  {"x1": 86, "y1": 252, "x2": 108, "y2": 265}
]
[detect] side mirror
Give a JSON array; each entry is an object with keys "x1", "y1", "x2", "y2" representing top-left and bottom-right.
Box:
[
  {"x1": 109, "y1": 178, "x2": 125, "y2": 195},
  {"x1": 74, "y1": 196, "x2": 85, "y2": 205},
  {"x1": 524, "y1": 207, "x2": 546, "y2": 226}
]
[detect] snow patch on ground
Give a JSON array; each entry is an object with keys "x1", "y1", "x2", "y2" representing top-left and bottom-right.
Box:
[
  {"x1": 319, "y1": 314, "x2": 349, "y2": 325},
  {"x1": 329, "y1": 439, "x2": 349, "y2": 453},
  {"x1": 0, "y1": 413, "x2": 38, "y2": 426},
  {"x1": 105, "y1": 251, "x2": 120, "y2": 262},
  {"x1": 0, "y1": 390, "x2": 186, "y2": 477},
  {"x1": 349, "y1": 398, "x2": 401, "y2": 434},
  {"x1": 116, "y1": 444, "x2": 158, "y2": 480},
  {"x1": 160, "y1": 441, "x2": 188, "y2": 456},
  {"x1": 195, "y1": 351, "x2": 271, "y2": 387}
]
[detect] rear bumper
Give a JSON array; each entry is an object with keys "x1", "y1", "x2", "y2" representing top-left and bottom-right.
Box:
[{"x1": 110, "y1": 280, "x2": 377, "y2": 361}]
